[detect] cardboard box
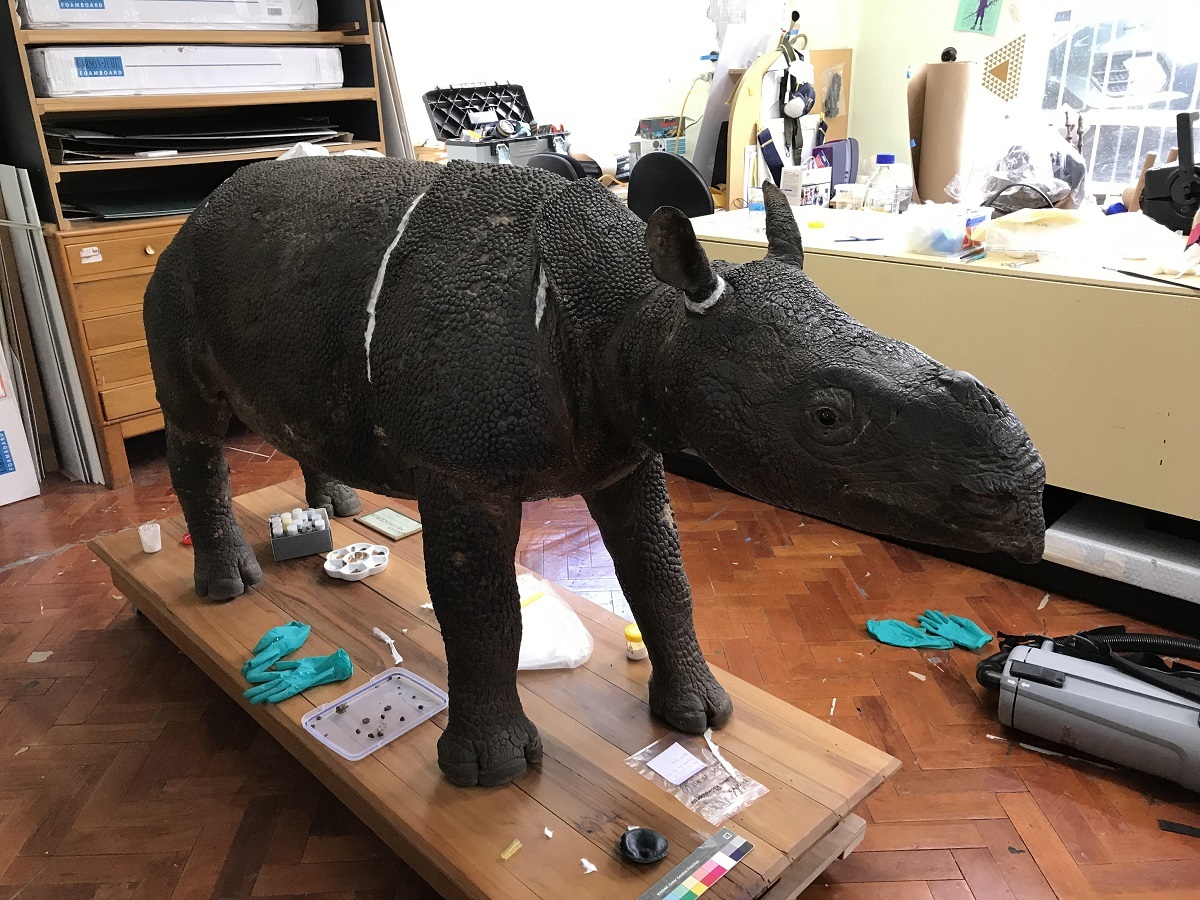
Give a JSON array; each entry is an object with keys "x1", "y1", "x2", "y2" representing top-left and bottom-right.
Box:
[
  {"x1": 30, "y1": 45, "x2": 343, "y2": 97},
  {"x1": 0, "y1": 343, "x2": 39, "y2": 507},
  {"x1": 17, "y1": 0, "x2": 317, "y2": 30}
]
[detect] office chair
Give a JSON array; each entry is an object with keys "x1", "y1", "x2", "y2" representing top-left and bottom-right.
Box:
[
  {"x1": 526, "y1": 152, "x2": 580, "y2": 180},
  {"x1": 627, "y1": 151, "x2": 715, "y2": 222}
]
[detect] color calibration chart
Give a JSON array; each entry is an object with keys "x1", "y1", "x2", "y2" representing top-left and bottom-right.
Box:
[{"x1": 639, "y1": 829, "x2": 753, "y2": 900}]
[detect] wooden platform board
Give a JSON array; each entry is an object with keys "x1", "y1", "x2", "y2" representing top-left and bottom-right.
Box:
[{"x1": 90, "y1": 479, "x2": 898, "y2": 900}]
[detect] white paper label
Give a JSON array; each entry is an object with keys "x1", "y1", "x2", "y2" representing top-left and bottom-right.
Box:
[
  {"x1": 647, "y1": 742, "x2": 706, "y2": 785},
  {"x1": 79, "y1": 246, "x2": 102, "y2": 264}
]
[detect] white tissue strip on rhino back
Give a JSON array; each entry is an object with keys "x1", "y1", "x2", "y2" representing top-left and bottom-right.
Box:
[
  {"x1": 364, "y1": 192, "x2": 425, "y2": 382},
  {"x1": 534, "y1": 264, "x2": 548, "y2": 328},
  {"x1": 684, "y1": 274, "x2": 725, "y2": 315}
]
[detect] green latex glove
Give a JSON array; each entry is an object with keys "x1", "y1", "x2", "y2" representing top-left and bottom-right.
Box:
[
  {"x1": 242, "y1": 621, "x2": 311, "y2": 677},
  {"x1": 917, "y1": 610, "x2": 993, "y2": 650},
  {"x1": 243, "y1": 649, "x2": 353, "y2": 704},
  {"x1": 866, "y1": 619, "x2": 954, "y2": 650}
]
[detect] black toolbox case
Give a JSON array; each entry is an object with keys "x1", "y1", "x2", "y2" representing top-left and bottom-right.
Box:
[{"x1": 422, "y1": 82, "x2": 564, "y2": 164}]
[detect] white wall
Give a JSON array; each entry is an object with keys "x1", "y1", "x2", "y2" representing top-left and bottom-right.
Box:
[
  {"x1": 848, "y1": 0, "x2": 1048, "y2": 167},
  {"x1": 383, "y1": 0, "x2": 861, "y2": 159}
]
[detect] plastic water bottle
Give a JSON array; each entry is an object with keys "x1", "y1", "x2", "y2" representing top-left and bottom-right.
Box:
[
  {"x1": 865, "y1": 153, "x2": 900, "y2": 214},
  {"x1": 747, "y1": 187, "x2": 766, "y2": 233}
]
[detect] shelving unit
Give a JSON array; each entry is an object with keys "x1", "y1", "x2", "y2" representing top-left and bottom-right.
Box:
[
  {"x1": 35, "y1": 86, "x2": 379, "y2": 115},
  {"x1": 15, "y1": 28, "x2": 371, "y2": 45},
  {"x1": 1, "y1": 0, "x2": 388, "y2": 486}
]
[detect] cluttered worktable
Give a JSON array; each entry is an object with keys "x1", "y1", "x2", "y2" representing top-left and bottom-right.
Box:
[
  {"x1": 90, "y1": 478, "x2": 898, "y2": 900},
  {"x1": 692, "y1": 206, "x2": 1200, "y2": 522}
]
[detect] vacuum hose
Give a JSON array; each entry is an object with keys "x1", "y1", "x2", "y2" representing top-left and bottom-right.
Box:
[
  {"x1": 1082, "y1": 633, "x2": 1200, "y2": 658},
  {"x1": 977, "y1": 630, "x2": 1200, "y2": 699}
]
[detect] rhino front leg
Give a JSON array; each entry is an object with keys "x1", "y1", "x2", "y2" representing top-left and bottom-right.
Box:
[
  {"x1": 419, "y1": 478, "x2": 541, "y2": 786},
  {"x1": 302, "y1": 465, "x2": 362, "y2": 518},
  {"x1": 166, "y1": 423, "x2": 262, "y2": 601},
  {"x1": 585, "y1": 454, "x2": 733, "y2": 733}
]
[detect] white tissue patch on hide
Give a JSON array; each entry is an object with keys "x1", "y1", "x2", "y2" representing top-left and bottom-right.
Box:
[
  {"x1": 684, "y1": 275, "x2": 725, "y2": 315},
  {"x1": 534, "y1": 265, "x2": 548, "y2": 328},
  {"x1": 365, "y1": 192, "x2": 425, "y2": 382}
]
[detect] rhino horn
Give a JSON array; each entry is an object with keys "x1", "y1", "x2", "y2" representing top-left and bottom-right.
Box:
[{"x1": 763, "y1": 180, "x2": 804, "y2": 269}]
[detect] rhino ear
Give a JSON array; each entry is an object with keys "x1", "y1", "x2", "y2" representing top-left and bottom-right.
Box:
[
  {"x1": 763, "y1": 180, "x2": 804, "y2": 269},
  {"x1": 645, "y1": 206, "x2": 725, "y2": 315}
]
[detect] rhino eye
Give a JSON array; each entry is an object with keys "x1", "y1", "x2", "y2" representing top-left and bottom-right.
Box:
[{"x1": 816, "y1": 408, "x2": 838, "y2": 428}]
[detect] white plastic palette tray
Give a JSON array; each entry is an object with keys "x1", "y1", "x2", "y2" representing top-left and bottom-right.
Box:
[
  {"x1": 302, "y1": 668, "x2": 448, "y2": 761},
  {"x1": 324, "y1": 543, "x2": 389, "y2": 581}
]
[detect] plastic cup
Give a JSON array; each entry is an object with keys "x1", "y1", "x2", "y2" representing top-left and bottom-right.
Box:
[{"x1": 138, "y1": 522, "x2": 162, "y2": 553}]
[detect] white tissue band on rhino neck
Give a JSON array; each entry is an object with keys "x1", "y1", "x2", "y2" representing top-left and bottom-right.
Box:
[
  {"x1": 684, "y1": 275, "x2": 725, "y2": 315},
  {"x1": 364, "y1": 192, "x2": 425, "y2": 382},
  {"x1": 534, "y1": 265, "x2": 548, "y2": 328}
]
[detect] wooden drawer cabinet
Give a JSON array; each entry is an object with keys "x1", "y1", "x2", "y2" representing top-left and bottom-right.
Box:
[
  {"x1": 74, "y1": 273, "x2": 153, "y2": 318},
  {"x1": 92, "y1": 346, "x2": 152, "y2": 387},
  {"x1": 83, "y1": 311, "x2": 146, "y2": 352},
  {"x1": 50, "y1": 219, "x2": 183, "y2": 488},
  {"x1": 63, "y1": 228, "x2": 177, "y2": 278},
  {"x1": 100, "y1": 381, "x2": 159, "y2": 421}
]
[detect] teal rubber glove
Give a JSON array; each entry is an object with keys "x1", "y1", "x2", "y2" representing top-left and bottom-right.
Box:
[
  {"x1": 866, "y1": 619, "x2": 953, "y2": 649},
  {"x1": 242, "y1": 621, "x2": 311, "y2": 677},
  {"x1": 243, "y1": 649, "x2": 353, "y2": 704},
  {"x1": 917, "y1": 610, "x2": 993, "y2": 650}
]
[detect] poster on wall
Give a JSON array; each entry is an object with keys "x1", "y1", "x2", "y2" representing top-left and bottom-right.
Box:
[{"x1": 955, "y1": 0, "x2": 1003, "y2": 36}]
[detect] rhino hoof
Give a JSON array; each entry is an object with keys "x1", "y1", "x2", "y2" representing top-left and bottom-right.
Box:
[
  {"x1": 194, "y1": 542, "x2": 262, "y2": 601},
  {"x1": 308, "y1": 482, "x2": 362, "y2": 519},
  {"x1": 649, "y1": 669, "x2": 734, "y2": 734},
  {"x1": 437, "y1": 715, "x2": 543, "y2": 787}
]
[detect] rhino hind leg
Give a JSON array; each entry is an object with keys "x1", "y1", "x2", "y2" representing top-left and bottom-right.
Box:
[
  {"x1": 586, "y1": 454, "x2": 733, "y2": 733},
  {"x1": 165, "y1": 420, "x2": 262, "y2": 601},
  {"x1": 302, "y1": 466, "x2": 362, "y2": 519},
  {"x1": 419, "y1": 477, "x2": 541, "y2": 787}
]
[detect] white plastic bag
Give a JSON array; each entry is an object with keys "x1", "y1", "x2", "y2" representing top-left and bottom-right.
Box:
[
  {"x1": 517, "y1": 573, "x2": 594, "y2": 670},
  {"x1": 626, "y1": 730, "x2": 768, "y2": 825}
]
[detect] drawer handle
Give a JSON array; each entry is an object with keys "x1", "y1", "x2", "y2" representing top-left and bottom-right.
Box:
[{"x1": 144, "y1": 245, "x2": 156, "y2": 256}]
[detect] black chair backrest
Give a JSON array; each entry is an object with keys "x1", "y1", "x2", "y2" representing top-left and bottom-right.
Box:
[
  {"x1": 627, "y1": 151, "x2": 715, "y2": 222},
  {"x1": 526, "y1": 153, "x2": 579, "y2": 180}
]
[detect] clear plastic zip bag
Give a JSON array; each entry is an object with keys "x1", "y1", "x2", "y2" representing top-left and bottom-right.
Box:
[{"x1": 626, "y1": 730, "x2": 768, "y2": 825}]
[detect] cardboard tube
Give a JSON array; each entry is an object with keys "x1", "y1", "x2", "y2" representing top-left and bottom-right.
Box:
[{"x1": 917, "y1": 62, "x2": 971, "y2": 203}]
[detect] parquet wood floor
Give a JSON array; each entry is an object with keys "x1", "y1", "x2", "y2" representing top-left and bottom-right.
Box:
[{"x1": 1, "y1": 429, "x2": 1197, "y2": 899}]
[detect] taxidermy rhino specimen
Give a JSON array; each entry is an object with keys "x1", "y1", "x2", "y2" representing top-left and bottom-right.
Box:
[{"x1": 145, "y1": 157, "x2": 1045, "y2": 787}]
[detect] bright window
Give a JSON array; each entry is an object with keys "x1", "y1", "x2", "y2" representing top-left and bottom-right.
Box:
[{"x1": 1035, "y1": 3, "x2": 1199, "y2": 195}]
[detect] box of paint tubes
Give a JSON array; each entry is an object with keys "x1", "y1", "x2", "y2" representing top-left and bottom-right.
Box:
[{"x1": 269, "y1": 506, "x2": 333, "y2": 561}]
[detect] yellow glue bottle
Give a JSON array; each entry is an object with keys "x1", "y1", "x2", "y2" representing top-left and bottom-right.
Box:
[{"x1": 625, "y1": 624, "x2": 648, "y2": 661}]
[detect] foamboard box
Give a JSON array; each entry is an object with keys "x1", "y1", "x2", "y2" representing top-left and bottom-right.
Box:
[
  {"x1": 17, "y1": 0, "x2": 317, "y2": 30},
  {"x1": 29, "y1": 45, "x2": 343, "y2": 97},
  {"x1": 0, "y1": 343, "x2": 40, "y2": 507}
]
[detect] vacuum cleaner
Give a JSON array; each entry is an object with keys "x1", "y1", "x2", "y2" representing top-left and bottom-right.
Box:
[{"x1": 977, "y1": 627, "x2": 1200, "y2": 792}]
